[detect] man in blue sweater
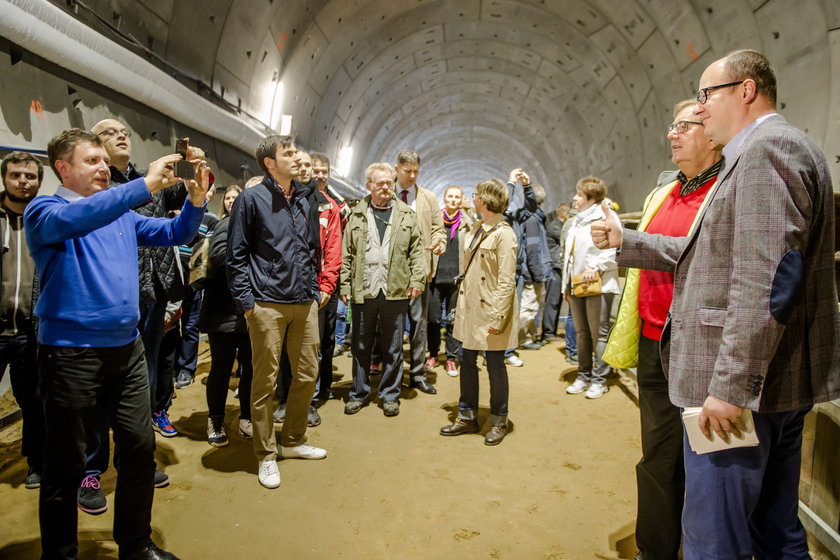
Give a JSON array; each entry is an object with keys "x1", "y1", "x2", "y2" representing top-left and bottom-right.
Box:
[{"x1": 24, "y1": 129, "x2": 207, "y2": 560}]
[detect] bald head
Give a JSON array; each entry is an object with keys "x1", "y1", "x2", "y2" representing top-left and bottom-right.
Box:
[{"x1": 91, "y1": 118, "x2": 132, "y2": 170}]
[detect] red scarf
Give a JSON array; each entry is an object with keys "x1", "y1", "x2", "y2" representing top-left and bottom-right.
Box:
[{"x1": 442, "y1": 209, "x2": 461, "y2": 239}]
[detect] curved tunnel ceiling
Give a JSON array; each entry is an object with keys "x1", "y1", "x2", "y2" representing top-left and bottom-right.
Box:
[
  {"x1": 17, "y1": 0, "x2": 840, "y2": 209},
  {"x1": 214, "y1": 0, "x2": 838, "y2": 207}
]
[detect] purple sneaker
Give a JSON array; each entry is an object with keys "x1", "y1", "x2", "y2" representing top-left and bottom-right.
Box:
[{"x1": 78, "y1": 475, "x2": 107, "y2": 515}]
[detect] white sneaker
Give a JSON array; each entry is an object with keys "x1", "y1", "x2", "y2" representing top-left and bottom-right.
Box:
[
  {"x1": 280, "y1": 443, "x2": 327, "y2": 460},
  {"x1": 566, "y1": 379, "x2": 590, "y2": 394},
  {"x1": 584, "y1": 383, "x2": 608, "y2": 399},
  {"x1": 258, "y1": 460, "x2": 280, "y2": 489},
  {"x1": 239, "y1": 418, "x2": 253, "y2": 439},
  {"x1": 505, "y1": 355, "x2": 524, "y2": 367}
]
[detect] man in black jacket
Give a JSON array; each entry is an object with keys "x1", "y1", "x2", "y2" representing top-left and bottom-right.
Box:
[
  {"x1": 92, "y1": 119, "x2": 186, "y2": 436},
  {"x1": 542, "y1": 203, "x2": 570, "y2": 341},
  {"x1": 0, "y1": 151, "x2": 46, "y2": 490},
  {"x1": 226, "y1": 135, "x2": 327, "y2": 490}
]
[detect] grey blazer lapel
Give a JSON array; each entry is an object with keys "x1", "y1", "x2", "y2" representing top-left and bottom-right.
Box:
[
  {"x1": 672, "y1": 114, "x2": 788, "y2": 269},
  {"x1": 673, "y1": 157, "x2": 735, "y2": 269}
]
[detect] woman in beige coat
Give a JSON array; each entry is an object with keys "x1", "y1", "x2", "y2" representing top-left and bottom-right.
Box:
[{"x1": 440, "y1": 179, "x2": 518, "y2": 446}]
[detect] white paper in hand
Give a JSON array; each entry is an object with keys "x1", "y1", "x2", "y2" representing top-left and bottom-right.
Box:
[{"x1": 682, "y1": 407, "x2": 760, "y2": 454}]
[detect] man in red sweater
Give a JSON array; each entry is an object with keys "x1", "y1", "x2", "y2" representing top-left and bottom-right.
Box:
[{"x1": 603, "y1": 98, "x2": 722, "y2": 560}]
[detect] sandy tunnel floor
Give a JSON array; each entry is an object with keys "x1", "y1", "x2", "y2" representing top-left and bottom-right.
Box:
[{"x1": 0, "y1": 340, "x2": 642, "y2": 559}]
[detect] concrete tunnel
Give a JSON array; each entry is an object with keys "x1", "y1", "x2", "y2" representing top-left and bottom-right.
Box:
[
  {"x1": 2, "y1": 1, "x2": 840, "y2": 558},
  {"x1": 1, "y1": 0, "x2": 838, "y2": 211}
]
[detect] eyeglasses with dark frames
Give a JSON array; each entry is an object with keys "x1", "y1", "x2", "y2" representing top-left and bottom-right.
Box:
[
  {"x1": 696, "y1": 81, "x2": 744, "y2": 104},
  {"x1": 667, "y1": 120, "x2": 704, "y2": 135},
  {"x1": 97, "y1": 127, "x2": 132, "y2": 138}
]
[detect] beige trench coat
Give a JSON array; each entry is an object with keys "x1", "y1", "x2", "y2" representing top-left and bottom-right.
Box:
[
  {"x1": 414, "y1": 185, "x2": 447, "y2": 282},
  {"x1": 453, "y1": 219, "x2": 518, "y2": 351}
]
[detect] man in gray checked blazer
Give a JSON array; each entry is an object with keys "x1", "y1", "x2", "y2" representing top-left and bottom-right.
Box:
[{"x1": 593, "y1": 49, "x2": 840, "y2": 559}]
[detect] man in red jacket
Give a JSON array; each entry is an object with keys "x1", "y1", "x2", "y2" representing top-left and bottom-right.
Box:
[
  {"x1": 273, "y1": 151, "x2": 342, "y2": 427},
  {"x1": 310, "y1": 152, "x2": 343, "y2": 404}
]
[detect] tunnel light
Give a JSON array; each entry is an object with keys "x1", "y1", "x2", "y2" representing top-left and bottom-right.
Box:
[
  {"x1": 261, "y1": 80, "x2": 284, "y2": 130},
  {"x1": 279, "y1": 114, "x2": 293, "y2": 135},
  {"x1": 260, "y1": 80, "x2": 274, "y2": 125},
  {"x1": 269, "y1": 82, "x2": 284, "y2": 130},
  {"x1": 335, "y1": 145, "x2": 353, "y2": 177}
]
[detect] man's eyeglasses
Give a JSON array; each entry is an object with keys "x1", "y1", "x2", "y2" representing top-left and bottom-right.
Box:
[
  {"x1": 667, "y1": 120, "x2": 704, "y2": 135},
  {"x1": 695, "y1": 81, "x2": 744, "y2": 104},
  {"x1": 97, "y1": 127, "x2": 132, "y2": 138}
]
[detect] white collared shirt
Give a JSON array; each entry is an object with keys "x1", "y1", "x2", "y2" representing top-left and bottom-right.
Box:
[
  {"x1": 55, "y1": 186, "x2": 84, "y2": 202},
  {"x1": 722, "y1": 112, "x2": 779, "y2": 163},
  {"x1": 396, "y1": 185, "x2": 416, "y2": 211}
]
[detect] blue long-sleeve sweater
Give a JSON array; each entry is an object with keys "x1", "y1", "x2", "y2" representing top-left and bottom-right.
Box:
[{"x1": 24, "y1": 178, "x2": 205, "y2": 347}]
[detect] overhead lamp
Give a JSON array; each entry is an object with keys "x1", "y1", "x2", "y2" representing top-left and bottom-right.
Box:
[
  {"x1": 279, "y1": 114, "x2": 293, "y2": 136},
  {"x1": 335, "y1": 145, "x2": 353, "y2": 177},
  {"x1": 262, "y1": 79, "x2": 284, "y2": 130}
]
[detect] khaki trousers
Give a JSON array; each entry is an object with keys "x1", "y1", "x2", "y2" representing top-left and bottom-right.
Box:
[
  {"x1": 518, "y1": 281, "x2": 545, "y2": 344},
  {"x1": 246, "y1": 300, "x2": 319, "y2": 461}
]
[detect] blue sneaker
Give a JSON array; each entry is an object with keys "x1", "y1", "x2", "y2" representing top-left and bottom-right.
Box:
[{"x1": 152, "y1": 410, "x2": 177, "y2": 437}]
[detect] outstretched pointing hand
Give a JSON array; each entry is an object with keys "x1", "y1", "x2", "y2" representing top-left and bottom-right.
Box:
[{"x1": 590, "y1": 200, "x2": 623, "y2": 249}]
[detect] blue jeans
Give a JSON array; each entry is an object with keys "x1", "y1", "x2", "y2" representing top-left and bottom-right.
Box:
[
  {"x1": 682, "y1": 407, "x2": 811, "y2": 559},
  {"x1": 335, "y1": 299, "x2": 348, "y2": 347},
  {"x1": 175, "y1": 286, "x2": 202, "y2": 376},
  {"x1": 564, "y1": 313, "x2": 577, "y2": 356},
  {"x1": 140, "y1": 299, "x2": 170, "y2": 413}
]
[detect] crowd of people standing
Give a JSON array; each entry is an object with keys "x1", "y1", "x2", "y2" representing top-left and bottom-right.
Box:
[{"x1": 0, "y1": 47, "x2": 837, "y2": 560}]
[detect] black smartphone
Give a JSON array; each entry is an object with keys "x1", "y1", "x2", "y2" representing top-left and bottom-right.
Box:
[{"x1": 175, "y1": 138, "x2": 195, "y2": 181}]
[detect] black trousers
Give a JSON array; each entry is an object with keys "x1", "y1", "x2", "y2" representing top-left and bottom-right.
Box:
[
  {"x1": 427, "y1": 282, "x2": 461, "y2": 361},
  {"x1": 635, "y1": 334, "x2": 684, "y2": 559},
  {"x1": 349, "y1": 295, "x2": 408, "y2": 403},
  {"x1": 406, "y1": 289, "x2": 429, "y2": 382},
  {"x1": 0, "y1": 331, "x2": 45, "y2": 473},
  {"x1": 541, "y1": 268, "x2": 563, "y2": 337},
  {"x1": 39, "y1": 338, "x2": 156, "y2": 559},
  {"x1": 139, "y1": 298, "x2": 173, "y2": 414},
  {"x1": 156, "y1": 328, "x2": 179, "y2": 409},
  {"x1": 459, "y1": 348, "x2": 508, "y2": 419},
  {"x1": 206, "y1": 332, "x2": 253, "y2": 420},
  {"x1": 316, "y1": 292, "x2": 339, "y2": 400}
]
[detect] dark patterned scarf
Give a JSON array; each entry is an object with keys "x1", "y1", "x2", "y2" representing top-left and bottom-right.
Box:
[{"x1": 677, "y1": 158, "x2": 724, "y2": 197}]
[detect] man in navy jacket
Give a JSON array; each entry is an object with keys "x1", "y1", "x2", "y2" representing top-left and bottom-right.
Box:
[
  {"x1": 25, "y1": 128, "x2": 207, "y2": 560},
  {"x1": 226, "y1": 135, "x2": 327, "y2": 490}
]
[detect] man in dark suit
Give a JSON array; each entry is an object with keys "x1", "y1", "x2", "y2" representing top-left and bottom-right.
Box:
[{"x1": 593, "y1": 49, "x2": 839, "y2": 559}]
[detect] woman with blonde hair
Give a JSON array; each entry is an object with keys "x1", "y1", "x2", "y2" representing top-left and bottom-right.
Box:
[
  {"x1": 440, "y1": 179, "x2": 518, "y2": 445},
  {"x1": 426, "y1": 185, "x2": 472, "y2": 376}
]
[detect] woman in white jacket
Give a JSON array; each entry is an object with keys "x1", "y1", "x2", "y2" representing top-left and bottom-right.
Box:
[{"x1": 562, "y1": 176, "x2": 620, "y2": 399}]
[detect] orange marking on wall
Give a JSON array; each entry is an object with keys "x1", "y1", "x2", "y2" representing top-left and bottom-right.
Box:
[
  {"x1": 687, "y1": 44, "x2": 699, "y2": 61},
  {"x1": 30, "y1": 100, "x2": 45, "y2": 120},
  {"x1": 277, "y1": 32, "x2": 289, "y2": 51}
]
